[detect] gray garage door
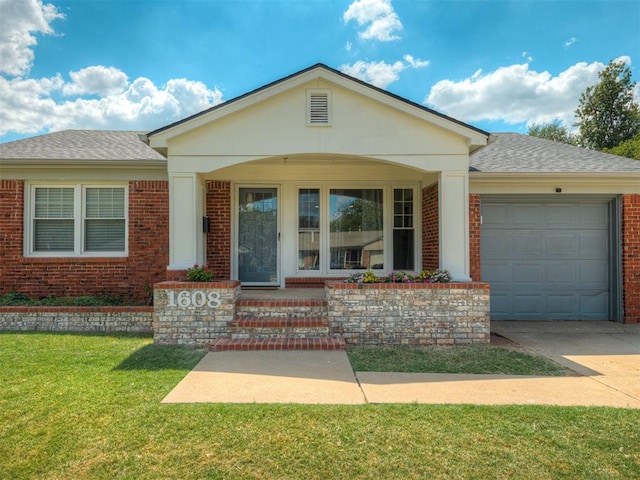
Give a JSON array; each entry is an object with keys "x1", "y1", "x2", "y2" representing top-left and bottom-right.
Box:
[{"x1": 481, "y1": 196, "x2": 614, "y2": 320}]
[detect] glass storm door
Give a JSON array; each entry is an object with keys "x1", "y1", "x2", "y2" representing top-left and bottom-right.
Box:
[{"x1": 237, "y1": 187, "x2": 279, "y2": 285}]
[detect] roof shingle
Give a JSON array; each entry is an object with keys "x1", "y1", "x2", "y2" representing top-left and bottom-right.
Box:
[
  {"x1": 0, "y1": 130, "x2": 166, "y2": 162},
  {"x1": 470, "y1": 132, "x2": 640, "y2": 173}
]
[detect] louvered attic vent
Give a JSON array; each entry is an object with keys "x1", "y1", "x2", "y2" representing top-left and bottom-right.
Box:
[{"x1": 307, "y1": 90, "x2": 330, "y2": 125}]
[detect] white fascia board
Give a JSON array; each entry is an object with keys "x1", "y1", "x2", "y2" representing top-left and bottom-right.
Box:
[
  {"x1": 470, "y1": 172, "x2": 640, "y2": 194},
  {"x1": 0, "y1": 158, "x2": 166, "y2": 166}
]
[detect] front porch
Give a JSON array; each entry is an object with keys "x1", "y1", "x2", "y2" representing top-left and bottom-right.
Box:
[{"x1": 152, "y1": 281, "x2": 491, "y2": 348}]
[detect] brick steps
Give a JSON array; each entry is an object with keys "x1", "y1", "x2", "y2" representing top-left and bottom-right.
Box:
[
  {"x1": 209, "y1": 337, "x2": 346, "y2": 351},
  {"x1": 209, "y1": 292, "x2": 340, "y2": 351},
  {"x1": 231, "y1": 317, "x2": 330, "y2": 339},
  {"x1": 235, "y1": 298, "x2": 328, "y2": 318}
]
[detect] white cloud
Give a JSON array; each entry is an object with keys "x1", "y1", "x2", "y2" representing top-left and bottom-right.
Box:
[
  {"x1": 425, "y1": 61, "x2": 609, "y2": 128},
  {"x1": 343, "y1": 0, "x2": 403, "y2": 42},
  {"x1": 403, "y1": 54, "x2": 429, "y2": 69},
  {"x1": 0, "y1": 0, "x2": 64, "y2": 76},
  {"x1": 0, "y1": 73, "x2": 223, "y2": 137},
  {"x1": 63, "y1": 66, "x2": 129, "y2": 96},
  {"x1": 564, "y1": 37, "x2": 578, "y2": 48},
  {"x1": 340, "y1": 55, "x2": 429, "y2": 89},
  {"x1": 0, "y1": 0, "x2": 224, "y2": 139},
  {"x1": 345, "y1": 41, "x2": 352, "y2": 52}
]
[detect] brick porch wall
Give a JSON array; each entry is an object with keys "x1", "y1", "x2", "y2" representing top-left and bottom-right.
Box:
[
  {"x1": 623, "y1": 194, "x2": 640, "y2": 323},
  {"x1": 422, "y1": 183, "x2": 439, "y2": 270},
  {"x1": 206, "y1": 180, "x2": 232, "y2": 280},
  {"x1": 0, "y1": 180, "x2": 169, "y2": 304}
]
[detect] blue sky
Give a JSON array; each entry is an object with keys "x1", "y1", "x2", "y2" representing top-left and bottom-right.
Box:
[{"x1": 0, "y1": 0, "x2": 638, "y2": 143}]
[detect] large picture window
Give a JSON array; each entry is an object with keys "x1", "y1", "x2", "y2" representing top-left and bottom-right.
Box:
[
  {"x1": 28, "y1": 184, "x2": 127, "y2": 256},
  {"x1": 296, "y1": 185, "x2": 418, "y2": 274},
  {"x1": 330, "y1": 189, "x2": 384, "y2": 270}
]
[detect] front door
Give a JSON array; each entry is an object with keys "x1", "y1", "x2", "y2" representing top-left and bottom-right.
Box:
[{"x1": 237, "y1": 187, "x2": 279, "y2": 286}]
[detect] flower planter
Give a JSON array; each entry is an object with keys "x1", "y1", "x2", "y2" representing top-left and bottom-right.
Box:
[{"x1": 325, "y1": 281, "x2": 490, "y2": 346}]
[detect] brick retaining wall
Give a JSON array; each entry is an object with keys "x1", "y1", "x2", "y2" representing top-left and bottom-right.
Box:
[
  {"x1": 326, "y1": 282, "x2": 490, "y2": 346},
  {"x1": 0, "y1": 306, "x2": 153, "y2": 332}
]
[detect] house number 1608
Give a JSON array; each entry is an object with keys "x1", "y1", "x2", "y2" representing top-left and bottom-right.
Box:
[{"x1": 167, "y1": 290, "x2": 221, "y2": 309}]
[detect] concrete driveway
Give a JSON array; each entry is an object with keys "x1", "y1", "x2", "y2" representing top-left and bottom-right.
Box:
[{"x1": 492, "y1": 321, "x2": 640, "y2": 403}]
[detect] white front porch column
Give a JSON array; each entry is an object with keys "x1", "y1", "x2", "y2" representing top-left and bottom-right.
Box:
[
  {"x1": 168, "y1": 172, "x2": 205, "y2": 271},
  {"x1": 439, "y1": 171, "x2": 471, "y2": 282}
]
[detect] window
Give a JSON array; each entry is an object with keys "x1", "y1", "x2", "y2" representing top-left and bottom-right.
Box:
[
  {"x1": 330, "y1": 189, "x2": 384, "y2": 270},
  {"x1": 307, "y1": 89, "x2": 331, "y2": 125},
  {"x1": 296, "y1": 185, "x2": 418, "y2": 274},
  {"x1": 28, "y1": 184, "x2": 127, "y2": 256},
  {"x1": 393, "y1": 188, "x2": 415, "y2": 270},
  {"x1": 298, "y1": 188, "x2": 320, "y2": 270}
]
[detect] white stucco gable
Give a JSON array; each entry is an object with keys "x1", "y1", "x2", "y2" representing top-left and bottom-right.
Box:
[{"x1": 147, "y1": 64, "x2": 488, "y2": 172}]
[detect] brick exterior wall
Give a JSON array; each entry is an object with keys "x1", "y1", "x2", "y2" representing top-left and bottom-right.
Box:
[
  {"x1": 623, "y1": 194, "x2": 640, "y2": 323},
  {"x1": 0, "y1": 180, "x2": 169, "y2": 304},
  {"x1": 206, "y1": 181, "x2": 232, "y2": 280},
  {"x1": 468, "y1": 194, "x2": 481, "y2": 281},
  {"x1": 422, "y1": 183, "x2": 439, "y2": 270}
]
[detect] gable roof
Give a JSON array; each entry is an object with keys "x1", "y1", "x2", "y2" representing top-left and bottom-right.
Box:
[
  {"x1": 0, "y1": 130, "x2": 166, "y2": 164},
  {"x1": 146, "y1": 63, "x2": 489, "y2": 148},
  {"x1": 470, "y1": 132, "x2": 640, "y2": 174}
]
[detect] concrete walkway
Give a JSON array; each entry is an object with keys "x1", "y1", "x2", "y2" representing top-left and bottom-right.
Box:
[{"x1": 162, "y1": 321, "x2": 640, "y2": 408}]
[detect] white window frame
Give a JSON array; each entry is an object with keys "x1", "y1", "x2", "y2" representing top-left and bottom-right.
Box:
[
  {"x1": 294, "y1": 182, "x2": 421, "y2": 275},
  {"x1": 25, "y1": 182, "x2": 129, "y2": 258}
]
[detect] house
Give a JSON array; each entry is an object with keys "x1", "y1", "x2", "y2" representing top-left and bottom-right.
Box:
[{"x1": 1, "y1": 64, "x2": 639, "y2": 323}]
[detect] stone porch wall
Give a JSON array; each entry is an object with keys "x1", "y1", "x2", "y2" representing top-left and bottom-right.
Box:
[
  {"x1": 0, "y1": 306, "x2": 153, "y2": 332},
  {"x1": 153, "y1": 281, "x2": 241, "y2": 346},
  {"x1": 326, "y1": 282, "x2": 490, "y2": 346}
]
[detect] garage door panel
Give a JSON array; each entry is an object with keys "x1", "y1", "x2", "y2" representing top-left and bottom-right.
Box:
[
  {"x1": 547, "y1": 295, "x2": 576, "y2": 317},
  {"x1": 513, "y1": 232, "x2": 543, "y2": 256},
  {"x1": 580, "y1": 231, "x2": 608, "y2": 257},
  {"x1": 481, "y1": 198, "x2": 611, "y2": 321},
  {"x1": 482, "y1": 231, "x2": 511, "y2": 256},
  {"x1": 513, "y1": 204, "x2": 545, "y2": 226},
  {"x1": 489, "y1": 294, "x2": 509, "y2": 318},
  {"x1": 579, "y1": 261, "x2": 609, "y2": 288},
  {"x1": 511, "y1": 294, "x2": 544, "y2": 317},
  {"x1": 580, "y1": 204, "x2": 608, "y2": 226},
  {"x1": 511, "y1": 263, "x2": 543, "y2": 284},
  {"x1": 546, "y1": 232, "x2": 577, "y2": 256},
  {"x1": 580, "y1": 293, "x2": 609, "y2": 318},
  {"x1": 546, "y1": 263, "x2": 577, "y2": 285},
  {"x1": 482, "y1": 204, "x2": 511, "y2": 227},
  {"x1": 482, "y1": 262, "x2": 510, "y2": 285},
  {"x1": 547, "y1": 204, "x2": 577, "y2": 226}
]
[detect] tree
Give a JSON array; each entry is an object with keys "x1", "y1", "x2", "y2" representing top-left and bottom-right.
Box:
[
  {"x1": 604, "y1": 132, "x2": 640, "y2": 160},
  {"x1": 574, "y1": 60, "x2": 640, "y2": 150},
  {"x1": 528, "y1": 120, "x2": 574, "y2": 144}
]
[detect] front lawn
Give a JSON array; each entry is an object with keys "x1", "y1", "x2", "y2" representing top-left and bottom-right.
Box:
[
  {"x1": 0, "y1": 333, "x2": 637, "y2": 479},
  {"x1": 348, "y1": 345, "x2": 570, "y2": 376}
]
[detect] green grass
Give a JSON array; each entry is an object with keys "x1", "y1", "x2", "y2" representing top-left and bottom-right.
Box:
[
  {"x1": 348, "y1": 345, "x2": 570, "y2": 376},
  {"x1": 1, "y1": 332, "x2": 638, "y2": 479}
]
